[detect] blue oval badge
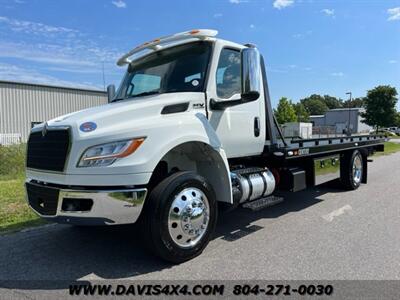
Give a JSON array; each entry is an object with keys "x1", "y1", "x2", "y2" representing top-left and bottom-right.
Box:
[{"x1": 80, "y1": 122, "x2": 97, "y2": 132}]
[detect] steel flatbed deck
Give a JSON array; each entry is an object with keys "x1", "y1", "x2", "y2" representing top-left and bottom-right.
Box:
[{"x1": 274, "y1": 134, "x2": 386, "y2": 159}]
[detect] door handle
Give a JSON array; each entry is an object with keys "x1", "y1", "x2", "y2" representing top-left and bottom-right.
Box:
[{"x1": 254, "y1": 117, "x2": 260, "y2": 137}]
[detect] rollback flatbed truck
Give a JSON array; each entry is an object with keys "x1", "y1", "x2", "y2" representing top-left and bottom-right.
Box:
[{"x1": 25, "y1": 29, "x2": 385, "y2": 263}]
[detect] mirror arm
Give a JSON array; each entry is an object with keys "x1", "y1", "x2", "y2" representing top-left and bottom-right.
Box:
[
  {"x1": 107, "y1": 84, "x2": 116, "y2": 103},
  {"x1": 209, "y1": 98, "x2": 243, "y2": 110}
]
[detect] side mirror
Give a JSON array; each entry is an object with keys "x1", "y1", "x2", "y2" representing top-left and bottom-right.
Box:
[
  {"x1": 241, "y1": 47, "x2": 261, "y2": 102},
  {"x1": 107, "y1": 84, "x2": 116, "y2": 103}
]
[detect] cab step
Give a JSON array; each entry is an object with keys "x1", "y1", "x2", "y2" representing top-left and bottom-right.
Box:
[{"x1": 242, "y1": 195, "x2": 284, "y2": 211}]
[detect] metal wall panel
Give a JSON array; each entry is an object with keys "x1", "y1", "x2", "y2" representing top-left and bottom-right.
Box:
[{"x1": 0, "y1": 81, "x2": 107, "y2": 142}]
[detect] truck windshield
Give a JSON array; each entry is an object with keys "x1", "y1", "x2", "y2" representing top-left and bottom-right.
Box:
[{"x1": 114, "y1": 41, "x2": 212, "y2": 101}]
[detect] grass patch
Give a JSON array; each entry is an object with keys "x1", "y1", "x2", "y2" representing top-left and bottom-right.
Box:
[
  {"x1": 0, "y1": 176, "x2": 45, "y2": 234},
  {"x1": 0, "y1": 144, "x2": 45, "y2": 234},
  {"x1": 374, "y1": 141, "x2": 400, "y2": 156},
  {"x1": 0, "y1": 144, "x2": 26, "y2": 179}
]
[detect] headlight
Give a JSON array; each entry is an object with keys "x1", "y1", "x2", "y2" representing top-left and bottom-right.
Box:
[{"x1": 78, "y1": 138, "x2": 145, "y2": 167}]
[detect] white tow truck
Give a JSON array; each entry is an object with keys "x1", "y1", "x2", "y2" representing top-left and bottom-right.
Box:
[{"x1": 25, "y1": 29, "x2": 385, "y2": 263}]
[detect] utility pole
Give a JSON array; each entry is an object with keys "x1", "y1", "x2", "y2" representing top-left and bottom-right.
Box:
[
  {"x1": 102, "y1": 61, "x2": 106, "y2": 92},
  {"x1": 346, "y1": 92, "x2": 352, "y2": 136}
]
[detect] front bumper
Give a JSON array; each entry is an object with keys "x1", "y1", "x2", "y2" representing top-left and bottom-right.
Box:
[{"x1": 25, "y1": 181, "x2": 147, "y2": 226}]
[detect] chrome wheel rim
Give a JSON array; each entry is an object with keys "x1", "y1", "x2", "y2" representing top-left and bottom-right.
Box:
[
  {"x1": 168, "y1": 187, "x2": 209, "y2": 248},
  {"x1": 352, "y1": 154, "x2": 362, "y2": 184}
]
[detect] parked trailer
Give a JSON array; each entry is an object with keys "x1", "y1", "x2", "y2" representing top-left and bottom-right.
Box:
[{"x1": 25, "y1": 30, "x2": 384, "y2": 263}]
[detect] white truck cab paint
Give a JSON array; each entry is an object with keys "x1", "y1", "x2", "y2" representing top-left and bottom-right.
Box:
[{"x1": 25, "y1": 29, "x2": 385, "y2": 263}]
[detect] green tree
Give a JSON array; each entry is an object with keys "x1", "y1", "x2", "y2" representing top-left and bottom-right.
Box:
[
  {"x1": 322, "y1": 95, "x2": 343, "y2": 109},
  {"x1": 300, "y1": 94, "x2": 329, "y2": 115},
  {"x1": 343, "y1": 97, "x2": 365, "y2": 108},
  {"x1": 293, "y1": 102, "x2": 310, "y2": 122},
  {"x1": 275, "y1": 97, "x2": 297, "y2": 124},
  {"x1": 361, "y1": 85, "x2": 398, "y2": 130},
  {"x1": 394, "y1": 112, "x2": 400, "y2": 127}
]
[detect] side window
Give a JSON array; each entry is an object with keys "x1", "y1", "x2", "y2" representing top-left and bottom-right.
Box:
[{"x1": 216, "y1": 49, "x2": 241, "y2": 99}]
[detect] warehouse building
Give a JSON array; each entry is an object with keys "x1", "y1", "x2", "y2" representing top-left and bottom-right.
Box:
[
  {"x1": 0, "y1": 80, "x2": 107, "y2": 144},
  {"x1": 310, "y1": 108, "x2": 373, "y2": 134}
]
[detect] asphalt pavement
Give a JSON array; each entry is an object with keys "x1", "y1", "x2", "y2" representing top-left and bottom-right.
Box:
[{"x1": 1, "y1": 152, "x2": 400, "y2": 296}]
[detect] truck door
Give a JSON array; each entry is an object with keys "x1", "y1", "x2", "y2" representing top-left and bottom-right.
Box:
[{"x1": 207, "y1": 46, "x2": 266, "y2": 158}]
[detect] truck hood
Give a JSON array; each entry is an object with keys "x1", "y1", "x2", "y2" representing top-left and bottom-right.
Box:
[{"x1": 45, "y1": 92, "x2": 205, "y2": 139}]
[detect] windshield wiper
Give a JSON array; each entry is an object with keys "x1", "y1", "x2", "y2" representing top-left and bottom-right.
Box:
[{"x1": 111, "y1": 90, "x2": 161, "y2": 102}]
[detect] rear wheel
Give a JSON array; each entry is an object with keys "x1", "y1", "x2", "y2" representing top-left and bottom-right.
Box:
[
  {"x1": 140, "y1": 171, "x2": 217, "y2": 263},
  {"x1": 340, "y1": 150, "x2": 364, "y2": 190}
]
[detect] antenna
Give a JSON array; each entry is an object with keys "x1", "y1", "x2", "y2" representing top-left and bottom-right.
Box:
[{"x1": 102, "y1": 61, "x2": 106, "y2": 91}]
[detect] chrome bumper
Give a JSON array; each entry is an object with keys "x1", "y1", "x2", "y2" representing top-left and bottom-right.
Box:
[{"x1": 25, "y1": 181, "x2": 147, "y2": 225}]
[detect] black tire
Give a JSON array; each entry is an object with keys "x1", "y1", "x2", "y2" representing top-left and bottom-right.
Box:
[
  {"x1": 140, "y1": 171, "x2": 218, "y2": 263},
  {"x1": 340, "y1": 150, "x2": 364, "y2": 190}
]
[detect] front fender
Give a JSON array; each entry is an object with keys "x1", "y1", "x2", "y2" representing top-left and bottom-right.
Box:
[
  {"x1": 143, "y1": 113, "x2": 233, "y2": 204},
  {"x1": 144, "y1": 113, "x2": 223, "y2": 170}
]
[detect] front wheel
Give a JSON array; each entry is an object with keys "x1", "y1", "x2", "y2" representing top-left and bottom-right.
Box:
[
  {"x1": 140, "y1": 171, "x2": 218, "y2": 263},
  {"x1": 340, "y1": 150, "x2": 364, "y2": 190}
]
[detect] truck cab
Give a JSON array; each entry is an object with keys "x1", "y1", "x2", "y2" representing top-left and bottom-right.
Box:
[{"x1": 25, "y1": 29, "x2": 384, "y2": 263}]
